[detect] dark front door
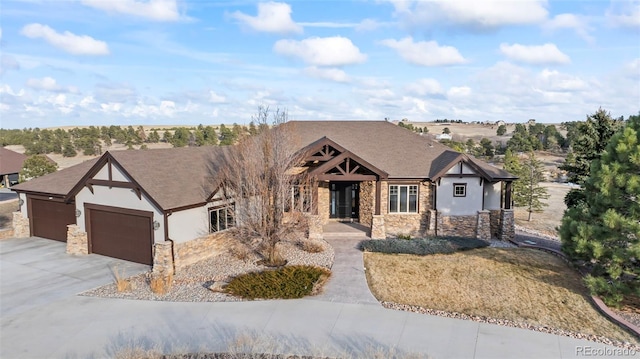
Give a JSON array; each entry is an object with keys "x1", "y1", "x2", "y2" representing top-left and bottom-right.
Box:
[{"x1": 330, "y1": 182, "x2": 359, "y2": 220}]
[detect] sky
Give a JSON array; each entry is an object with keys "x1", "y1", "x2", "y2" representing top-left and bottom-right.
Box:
[{"x1": 0, "y1": 0, "x2": 639, "y2": 129}]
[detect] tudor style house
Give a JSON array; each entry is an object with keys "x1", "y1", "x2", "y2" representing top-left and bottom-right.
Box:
[{"x1": 11, "y1": 121, "x2": 516, "y2": 273}]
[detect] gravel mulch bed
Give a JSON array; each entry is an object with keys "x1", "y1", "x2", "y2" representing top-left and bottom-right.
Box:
[
  {"x1": 81, "y1": 239, "x2": 334, "y2": 302},
  {"x1": 382, "y1": 301, "x2": 640, "y2": 351},
  {"x1": 613, "y1": 309, "x2": 640, "y2": 328}
]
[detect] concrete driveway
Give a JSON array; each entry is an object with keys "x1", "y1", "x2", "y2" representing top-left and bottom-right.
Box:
[
  {"x1": 0, "y1": 237, "x2": 149, "y2": 317},
  {"x1": 0, "y1": 237, "x2": 632, "y2": 358}
]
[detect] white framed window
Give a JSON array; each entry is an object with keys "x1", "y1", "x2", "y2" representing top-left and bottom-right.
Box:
[
  {"x1": 285, "y1": 185, "x2": 312, "y2": 213},
  {"x1": 453, "y1": 183, "x2": 467, "y2": 197},
  {"x1": 389, "y1": 185, "x2": 418, "y2": 213},
  {"x1": 210, "y1": 204, "x2": 235, "y2": 233}
]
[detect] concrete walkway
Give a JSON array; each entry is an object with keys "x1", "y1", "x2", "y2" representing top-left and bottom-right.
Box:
[
  {"x1": 0, "y1": 237, "x2": 632, "y2": 358},
  {"x1": 313, "y1": 235, "x2": 379, "y2": 305}
]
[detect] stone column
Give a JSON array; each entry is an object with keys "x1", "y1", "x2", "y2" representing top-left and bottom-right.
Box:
[
  {"x1": 12, "y1": 212, "x2": 30, "y2": 238},
  {"x1": 152, "y1": 241, "x2": 175, "y2": 276},
  {"x1": 371, "y1": 215, "x2": 385, "y2": 239},
  {"x1": 427, "y1": 209, "x2": 437, "y2": 236},
  {"x1": 66, "y1": 225, "x2": 88, "y2": 255},
  {"x1": 476, "y1": 210, "x2": 491, "y2": 240},
  {"x1": 306, "y1": 214, "x2": 323, "y2": 240},
  {"x1": 499, "y1": 209, "x2": 515, "y2": 242}
]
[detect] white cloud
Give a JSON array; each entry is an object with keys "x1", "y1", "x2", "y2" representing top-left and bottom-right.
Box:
[
  {"x1": 447, "y1": 86, "x2": 472, "y2": 97},
  {"x1": 0, "y1": 55, "x2": 20, "y2": 75},
  {"x1": 274, "y1": 36, "x2": 366, "y2": 66},
  {"x1": 387, "y1": 0, "x2": 548, "y2": 30},
  {"x1": 21, "y1": 23, "x2": 109, "y2": 56},
  {"x1": 405, "y1": 78, "x2": 444, "y2": 96},
  {"x1": 304, "y1": 66, "x2": 350, "y2": 83},
  {"x1": 209, "y1": 91, "x2": 227, "y2": 103},
  {"x1": 543, "y1": 13, "x2": 593, "y2": 42},
  {"x1": 230, "y1": 2, "x2": 302, "y2": 34},
  {"x1": 380, "y1": 37, "x2": 466, "y2": 66},
  {"x1": 81, "y1": 0, "x2": 183, "y2": 22},
  {"x1": 536, "y1": 69, "x2": 587, "y2": 92},
  {"x1": 499, "y1": 43, "x2": 570, "y2": 65},
  {"x1": 606, "y1": 0, "x2": 640, "y2": 29},
  {"x1": 26, "y1": 77, "x2": 77, "y2": 93}
]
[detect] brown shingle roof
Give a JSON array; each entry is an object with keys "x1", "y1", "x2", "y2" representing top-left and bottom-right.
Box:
[
  {"x1": 106, "y1": 146, "x2": 228, "y2": 210},
  {"x1": 0, "y1": 148, "x2": 28, "y2": 175},
  {"x1": 11, "y1": 158, "x2": 99, "y2": 196},
  {"x1": 285, "y1": 121, "x2": 515, "y2": 180}
]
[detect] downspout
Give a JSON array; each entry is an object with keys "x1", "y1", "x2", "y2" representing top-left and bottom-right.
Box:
[{"x1": 164, "y1": 211, "x2": 175, "y2": 273}]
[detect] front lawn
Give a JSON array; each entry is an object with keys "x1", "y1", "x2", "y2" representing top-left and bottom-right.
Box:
[{"x1": 364, "y1": 248, "x2": 639, "y2": 344}]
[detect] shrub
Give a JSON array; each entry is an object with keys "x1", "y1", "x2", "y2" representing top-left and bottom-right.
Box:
[
  {"x1": 149, "y1": 273, "x2": 173, "y2": 295},
  {"x1": 396, "y1": 233, "x2": 412, "y2": 240},
  {"x1": 360, "y1": 237, "x2": 488, "y2": 256},
  {"x1": 111, "y1": 266, "x2": 132, "y2": 292},
  {"x1": 297, "y1": 240, "x2": 325, "y2": 253},
  {"x1": 225, "y1": 265, "x2": 331, "y2": 300},
  {"x1": 229, "y1": 244, "x2": 252, "y2": 262}
]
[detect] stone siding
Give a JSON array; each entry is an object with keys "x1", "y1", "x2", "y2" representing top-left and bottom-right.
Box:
[
  {"x1": 437, "y1": 214, "x2": 477, "y2": 238},
  {"x1": 173, "y1": 232, "x2": 229, "y2": 269},
  {"x1": 153, "y1": 241, "x2": 174, "y2": 275},
  {"x1": 317, "y1": 182, "x2": 330, "y2": 225},
  {"x1": 66, "y1": 224, "x2": 88, "y2": 255},
  {"x1": 307, "y1": 214, "x2": 323, "y2": 240},
  {"x1": 476, "y1": 211, "x2": 491, "y2": 240},
  {"x1": 380, "y1": 181, "x2": 432, "y2": 238},
  {"x1": 359, "y1": 181, "x2": 374, "y2": 227},
  {"x1": 499, "y1": 209, "x2": 515, "y2": 242},
  {"x1": 489, "y1": 210, "x2": 501, "y2": 239},
  {"x1": 371, "y1": 215, "x2": 385, "y2": 239},
  {"x1": 12, "y1": 212, "x2": 29, "y2": 238}
]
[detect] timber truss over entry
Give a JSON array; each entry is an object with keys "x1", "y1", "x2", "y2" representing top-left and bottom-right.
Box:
[{"x1": 300, "y1": 137, "x2": 388, "y2": 181}]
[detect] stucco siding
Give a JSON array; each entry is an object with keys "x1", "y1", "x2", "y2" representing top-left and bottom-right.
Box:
[
  {"x1": 437, "y1": 177, "x2": 483, "y2": 215},
  {"x1": 76, "y1": 186, "x2": 165, "y2": 242},
  {"x1": 168, "y1": 200, "x2": 232, "y2": 243},
  {"x1": 18, "y1": 193, "x2": 27, "y2": 218},
  {"x1": 94, "y1": 165, "x2": 109, "y2": 180},
  {"x1": 483, "y1": 182, "x2": 502, "y2": 210}
]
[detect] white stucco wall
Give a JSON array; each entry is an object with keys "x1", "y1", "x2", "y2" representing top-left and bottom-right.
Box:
[
  {"x1": 483, "y1": 182, "x2": 502, "y2": 210},
  {"x1": 75, "y1": 162, "x2": 165, "y2": 242},
  {"x1": 94, "y1": 165, "x2": 109, "y2": 180},
  {"x1": 437, "y1": 177, "x2": 483, "y2": 215},
  {"x1": 168, "y1": 199, "x2": 231, "y2": 243},
  {"x1": 18, "y1": 193, "x2": 27, "y2": 218}
]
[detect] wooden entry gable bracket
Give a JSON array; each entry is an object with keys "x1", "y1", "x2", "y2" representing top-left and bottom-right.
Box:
[
  {"x1": 306, "y1": 144, "x2": 338, "y2": 162},
  {"x1": 309, "y1": 151, "x2": 388, "y2": 180}
]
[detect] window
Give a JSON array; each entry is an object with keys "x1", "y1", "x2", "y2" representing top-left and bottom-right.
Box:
[
  {"x1": 210, "y1": 205, "x2": 235, "y2": 233},
  {"x1": 453, "y1": 183, "x2": 467, "y2": 197},
  {"x1": 285, "y1": 185, "x2": 312, "y2": 213},
  {"x1": 389, "y1": 185, "x2": 418, "y2": 213}
]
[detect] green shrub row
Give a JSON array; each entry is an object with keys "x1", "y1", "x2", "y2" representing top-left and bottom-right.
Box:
[
  {"x1": 360, "y1": 237, "x2": 488, "y2": 255},
  {"x1": 225, "y1": 265, "x2": 331, "y2": 300}
]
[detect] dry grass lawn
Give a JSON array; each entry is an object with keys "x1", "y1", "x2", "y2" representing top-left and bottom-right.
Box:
[
  {"x1": 514, "y1": 182, "x2": 571, "y2": 236},
  {"x1": 364, "y1": 248, "x2": 639, "y2": 344},
  {"x1": 0, "y1": 200, "x2": 19, "y2": 229}
]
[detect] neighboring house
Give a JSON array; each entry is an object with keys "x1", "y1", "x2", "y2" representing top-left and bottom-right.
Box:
[
  {"x1": 11, "y1": 121, "x2": 517, "y2": 273},
  {"x1": 0, "y1": 148, "x2": 28, "y2": 188},
  {"x1": 435, "y1": 133, "x2": 452, "y2": 141}
]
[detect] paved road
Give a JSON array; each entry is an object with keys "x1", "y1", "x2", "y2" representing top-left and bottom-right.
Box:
[
  {"x1": 0, "y1": 188, "x2": 18, "y2": 202},
  {"x1": 513, "y1": 230, "x2": 562, "y2": 252},
  {"x1": 0, "y1": 237, "x2": 629, "y2": 358}
]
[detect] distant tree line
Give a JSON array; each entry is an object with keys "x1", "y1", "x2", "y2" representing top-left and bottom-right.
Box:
[{"x1": 0, "y1": 122, "x2": 260, "y2": 157}]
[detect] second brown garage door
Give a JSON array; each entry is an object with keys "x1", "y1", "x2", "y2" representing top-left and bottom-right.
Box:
[{"x1": 86, "y1": 204, "x2": 153, "y2": 265}]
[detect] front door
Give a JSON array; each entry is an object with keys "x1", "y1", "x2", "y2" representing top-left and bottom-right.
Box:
[{"x1": 330, "y1": 182, "x2": 359, "y2": 220}]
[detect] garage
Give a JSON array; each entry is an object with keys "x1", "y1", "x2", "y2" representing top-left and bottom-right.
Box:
[
  {"x1": 86, "y1": 204, "x2": 153, "y2": 265},
  {"x1": 29, "y1": 197, "x2": 76, "y2": 242}
]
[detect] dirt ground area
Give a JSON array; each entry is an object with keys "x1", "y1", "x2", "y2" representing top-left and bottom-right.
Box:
[
  {"x1": 0, "y1": 200, "x2": 19, "y2": 229},
  {"x1": 515, "y1": 182, "x2": 572, "y2": 237}
]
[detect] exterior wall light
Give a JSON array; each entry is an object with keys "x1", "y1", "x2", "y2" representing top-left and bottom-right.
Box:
[
  {"x1": 153, "y1": 221, "x2": 160, "y2": 230},
  {"x1": 75, "y1": 209, "x2": 82, "y2": 218},
  {"x1": 18, "y1": 199, "x2": 24, "y2": 206}
]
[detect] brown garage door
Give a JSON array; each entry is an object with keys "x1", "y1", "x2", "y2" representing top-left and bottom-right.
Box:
[
  {"x1": 87, "y1": 205, "x2": 153, "y2": 265},
  {"x1": 29, "y1": 197, "x2": 76, "y2": 242}
]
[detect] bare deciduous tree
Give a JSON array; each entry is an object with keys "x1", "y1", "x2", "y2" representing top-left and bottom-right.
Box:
[{"x1": 217, "y1": 107, "x2": 310, "y2": 266}]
